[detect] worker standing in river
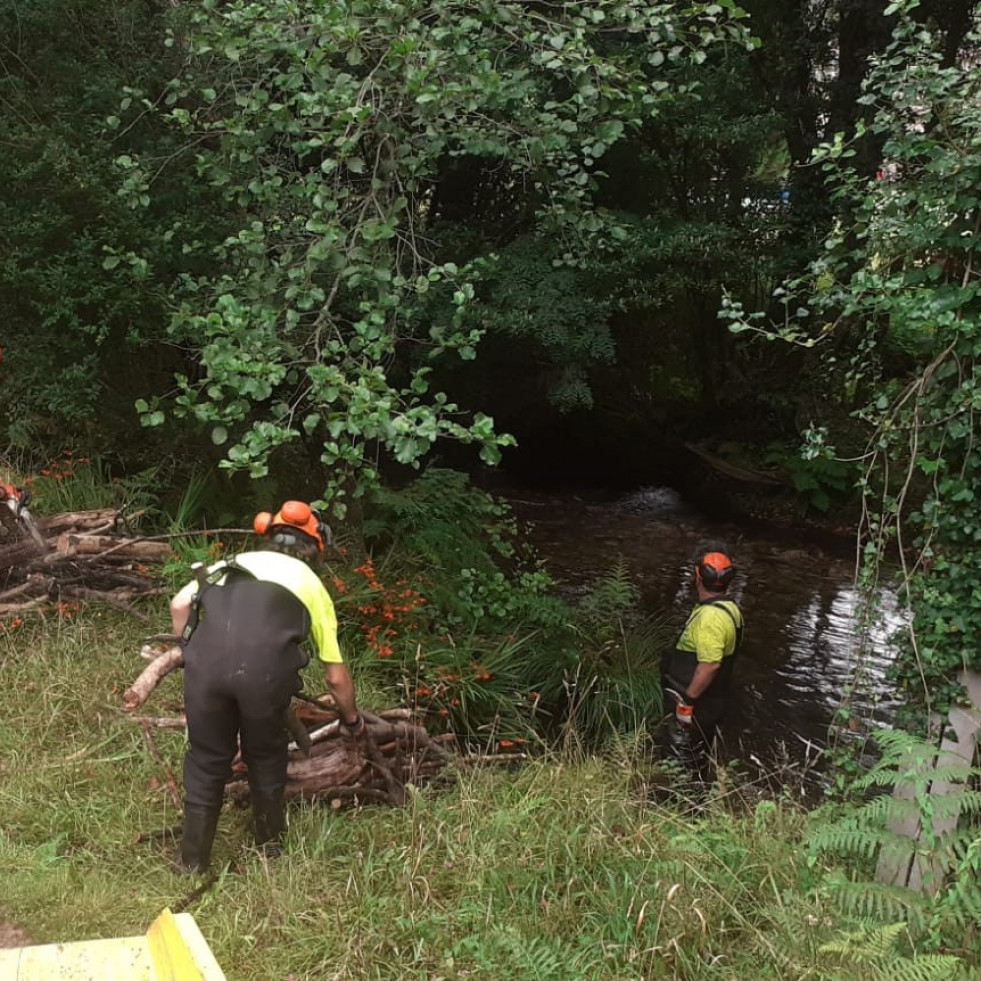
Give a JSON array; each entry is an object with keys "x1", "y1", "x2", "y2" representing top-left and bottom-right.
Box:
[
  {"x1": 169, "y1": 500, "x2": 366, "y2": 872},
  {"x1": 661, "y1": 544, "x2": 744, "y2": 783}
]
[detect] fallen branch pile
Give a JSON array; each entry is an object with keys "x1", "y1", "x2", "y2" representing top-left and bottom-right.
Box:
[
  {"x1": 125, "y1": 641, "x2": 452, "y2": 808},
  {"x1": 0, "y1": 508, "x2": 172, "y2": 620},
  {"x1": 683, "y1": 441, "x2": 788, "y2": 486}
]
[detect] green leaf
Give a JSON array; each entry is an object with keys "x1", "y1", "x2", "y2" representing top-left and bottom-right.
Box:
[{"x1": 119, "y1": 0, "x2": 749, "y2": 512}]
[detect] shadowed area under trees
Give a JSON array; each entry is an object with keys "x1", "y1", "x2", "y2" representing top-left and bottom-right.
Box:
[{"x1": 2, "y1": 1, "x2": 981, "y2": 977}]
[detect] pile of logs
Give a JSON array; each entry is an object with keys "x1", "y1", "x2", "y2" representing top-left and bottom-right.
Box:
[
  {"x1": 0, "y1": 507, "x2": 175, "y2": 620},
  {"x1": 2, "y1": 505, "x2": 458, "y2": 807},
  {"x1": 124, "y1": 641, "x2": 452, "y2": 808}
]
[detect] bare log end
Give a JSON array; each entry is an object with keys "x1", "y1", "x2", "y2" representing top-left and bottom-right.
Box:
[{"x1": 121, "y1": 646, "x2": 184, "y2": 712}]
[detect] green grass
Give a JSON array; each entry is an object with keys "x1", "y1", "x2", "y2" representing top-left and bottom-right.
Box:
[{"x1": 0, "y1": 609, "x2": 972, "y2": 980}]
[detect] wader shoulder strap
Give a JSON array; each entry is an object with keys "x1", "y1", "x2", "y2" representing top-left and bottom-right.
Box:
[
  {"x1": 180, "y1": 558, "x2": 256, "y2": 643},
  {"x1": 702, "y1": 598, "x2": 743, "y2": 652}
]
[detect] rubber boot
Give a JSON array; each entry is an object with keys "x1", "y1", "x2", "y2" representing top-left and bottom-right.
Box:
[
  {"x1": 178, "y1": 804, "x2": 220, "y2": 873},
  {"x1": 252, "y1": 788, "x2": 286, "y2": 856}
]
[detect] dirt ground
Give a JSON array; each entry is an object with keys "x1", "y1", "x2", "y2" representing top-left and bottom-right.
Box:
[{"x1": 0, "y1": 920, "x2": 30, "y2": 948}]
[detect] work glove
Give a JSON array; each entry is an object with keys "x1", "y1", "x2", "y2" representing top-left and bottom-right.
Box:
[
  {"x1": 340, "y1": 713, "x2": 367, "y2": 739},
  {"x1": 675, "y1": 700, "x2": 695, "y2": 727}
]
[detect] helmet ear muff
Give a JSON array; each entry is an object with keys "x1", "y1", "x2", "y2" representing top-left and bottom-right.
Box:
[
  {"x1": 254, "y1": 511, "x2": 273, "y2": 536},
  {"x1": 270, "y1": 529, "x2": 307, "y2": 549},
  {"x1": 696, "y1": 552, "x2": 735, "y2": 591},
  {"x1": 314, "y1": 510, "x2": 333, "y2": 549}
]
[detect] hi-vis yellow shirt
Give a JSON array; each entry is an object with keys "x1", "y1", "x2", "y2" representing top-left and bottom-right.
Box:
[
  {"x1": 173, "y1": 550, "x2": 342, "y2": 663},
  {"x1": 675, "y1": 600, "x2": 743, "y2": 664}
]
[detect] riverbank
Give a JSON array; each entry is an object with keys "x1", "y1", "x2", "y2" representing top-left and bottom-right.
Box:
[{"x1": 1, "y1": 608, "x2": 976, "y2": 979}]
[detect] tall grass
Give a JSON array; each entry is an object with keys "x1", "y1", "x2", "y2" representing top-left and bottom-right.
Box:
[
  {"x1": 21, "y1": 452, "x2": 161, "y2": 516},
  {"x1": 3, "y1": 610, "x2": 974, "y2": 979},
  {"x1": 0, "y1": 461, "x2": 974, "y2": 979}
]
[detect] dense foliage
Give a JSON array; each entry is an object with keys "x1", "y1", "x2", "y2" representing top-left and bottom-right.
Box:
[
  {"x1": 840, "y1": 2, "x2": 981, "y2": 717},
  {"x1": 4, "y1": 1, "x2": 981, "y2": 722},
  {"x1": 3, "y1": 0, "x2": 913, "y2": 495},
  {"x1": 115, "y1": 0, "x2": 754, "y2": 513},
  {"x1": 6, "y1": 5, "x2": 981, "y2": 976},
  {"x1": 725, "y1": 0, "x2": 981, "y2": 721},
  {"x1": 0, "y1": 2, "x2": 175, "y2": 451}
]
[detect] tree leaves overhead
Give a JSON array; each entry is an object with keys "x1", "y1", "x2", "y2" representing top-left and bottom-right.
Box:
[
  {"x1": 725, "y1": 0, "x2": 981, "y2": 720},
  {"x1": 122, "y1": 0, "x2": 753, "y2": 510},
  {"x1": 0, "y1": 1, "x2": 184, "y2": 453}
]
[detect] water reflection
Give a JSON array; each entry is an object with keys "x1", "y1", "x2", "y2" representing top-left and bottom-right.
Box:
[{"x1": 505, "y1": 485, "x2": 905, "y2": 765}]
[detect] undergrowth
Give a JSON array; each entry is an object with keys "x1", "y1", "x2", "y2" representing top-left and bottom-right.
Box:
[
  {"x1": 0, "y1": 463, "x2": 977, "y2": 978},
  {"x1": 0, "y1": 610, "x2": 976, "y2": 980},
  {"x1": 809, "y1": 728, "x2": 981, "y2": 959}
]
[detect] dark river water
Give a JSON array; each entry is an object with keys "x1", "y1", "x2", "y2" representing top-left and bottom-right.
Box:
[{"x1": 504, "y1": 485, "x2": 906, "y2": 778}]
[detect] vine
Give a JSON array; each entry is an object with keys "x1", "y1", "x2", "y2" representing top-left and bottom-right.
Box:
[{"x1": 724, "y1": 0, "x2": 981, "y2": 727}]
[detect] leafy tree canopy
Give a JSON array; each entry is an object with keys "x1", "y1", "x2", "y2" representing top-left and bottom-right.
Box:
[
  {"x1": 725, "y1": 0, "x2": 981, "y2": 722},
  {"x1": 122, "y1": 0, "x2": 754, "y2": 513},
  {"x1": 0, "y1": 1, "x2": 182, "y2": 453}
]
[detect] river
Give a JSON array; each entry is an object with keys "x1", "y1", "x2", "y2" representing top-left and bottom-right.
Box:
[{"x1": 503, "y1": 485, "x2": 906, "y2": 782}]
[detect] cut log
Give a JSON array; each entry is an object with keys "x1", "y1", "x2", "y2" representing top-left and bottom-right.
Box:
[
  {"x1": 59, "y1": 586, "x2": 167, "y2": 603},
  {"x1": 36, "y1": 508, "x2": 120, "y2": 534},
  {"x1": 0, "y1": 514, "x2": 248, "y2": 627},
  {"x1": 54, "y1": 534, "x2": 173, "y2": 560},
  {"x1": 124, "y1": 638, "x2": 452, "y2": 808},
  {"x1": 0, "y1": 538, "x2": 46, "y2": 572},
  {"x1": 0, "y1": 581, "x2": 37, "y2": 603},
  {"x1": 140, "y1": 636, "x2": 183, "y2": 660},
  {"x1": 123, "y1": 646, "x2": 185, "y2": 711},
  {"x1": 0, "y1": 598, "x2": 46, "y2": 616},
  {"x1": 128, "y1": 716, "x2": 187, "y2": 729},
  {"x1": 279, "y1": 740, "x2": 368, "y2": 793}
]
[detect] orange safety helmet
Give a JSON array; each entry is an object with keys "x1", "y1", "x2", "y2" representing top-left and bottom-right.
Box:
[
  {"x1": 696, "y1": 551, "x2": 734, "y2": 592},
  {"x1": 253, "y1": 500, "x2": 332, "y2": 553}
]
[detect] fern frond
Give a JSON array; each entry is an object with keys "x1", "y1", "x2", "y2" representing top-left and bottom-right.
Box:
[
  {"x1": 940, "y1": 790, "x2": 981, "y2": 818},
  {"x1": 934, "y1": 887, "x2": 981, "y2": 928},
  {"x1": 820, "y1": 923, "x2": 967, "y2": 981},
  {"x1": 932, "y1": 834, "x2": 981, "y2": 928},
  {"x1": 857, "y1": 796, "x2": 926, "y2": 830},
  {"x1": 363, "y1": 468, "x2": 519, "y2": 574},
  {"x1": 809, "y1": 826, "x2": 890, "y2": 860},
  {"x1": 572, "y1": 559, "x2": 641, "y2": 639},
  {"x1": 809, "y1": 726, "x2": 981, "y2": 956},
  {"x1": 458, "y1": 927, "x2": 596, "y2": 980},
  {"x1": 825, "y1": 877, "x2": 928, "y2": 925},
  {"x1": 504, "y1": 934, "x2": 576, "y2": 979},
  {"x1": 819, "y1": 921, "x2": 906, "y2": 961},
  {"x1": 844, "y1": 730, "x2": 981, "y2": 799},
  {"x1": 883, "y1": 955, "x2": 968, "y2": 981}
]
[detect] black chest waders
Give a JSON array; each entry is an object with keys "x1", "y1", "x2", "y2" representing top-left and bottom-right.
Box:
[
  {"x1": 663, "y1": 598, "x2": 743, "y2": 698},
  {"x1": 181, "y1": 560, "x2": 247, "y2": 645},
  {"x1": 663, "y1": 599, "x2": 743, "y2": 784},
  {"x1": 179, "y1": 560, "x2": 315, "y2": 869},
  {"x1": 182, "y1": 560, "x2": 312, "y2": 757}
]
